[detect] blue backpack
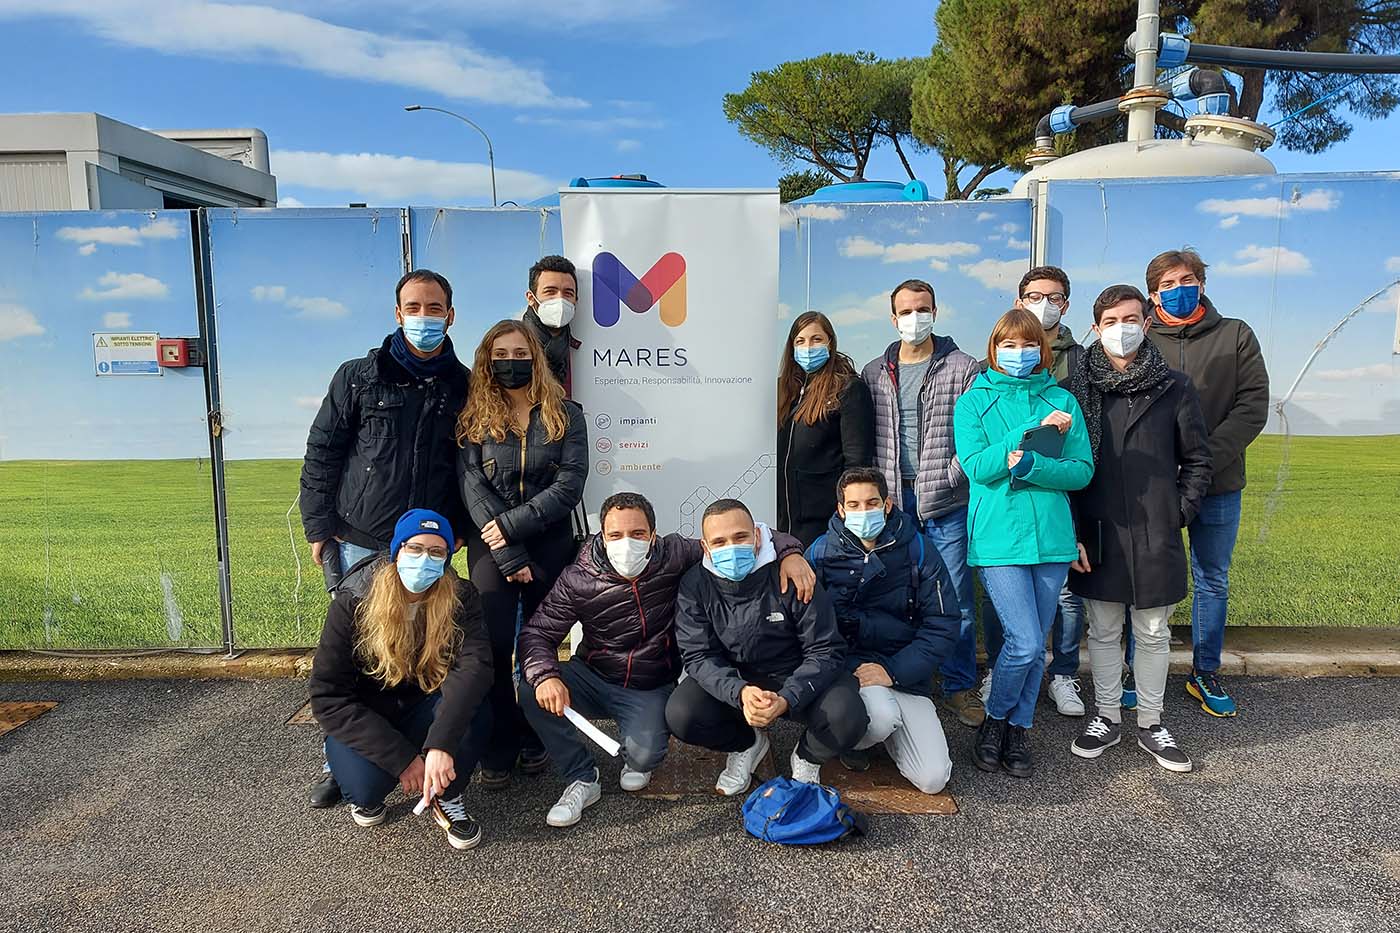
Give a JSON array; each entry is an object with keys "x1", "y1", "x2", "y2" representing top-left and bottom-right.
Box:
[{"x1": 741, "y1": 777, "x2": 869, "y2": 845}]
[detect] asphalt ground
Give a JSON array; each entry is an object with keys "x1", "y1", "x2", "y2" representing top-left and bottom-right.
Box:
[{"x1": 1, "y1": 675, "x2": 1397, "y2": 933}]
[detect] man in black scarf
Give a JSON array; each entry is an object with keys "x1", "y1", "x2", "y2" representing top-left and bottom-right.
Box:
[{"x1": 1065, "y1": 285, "x2": 1212, "y2": 774}]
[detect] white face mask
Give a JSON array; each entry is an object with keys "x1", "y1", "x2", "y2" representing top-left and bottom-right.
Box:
[
  {"x1": 1099, "y1": 322, "x2": 1145, "y2": 359},
  {"x1": 1024, "y1": 297, "x2": 1062, "y2": 330},
  {"x1": 605, "y1": 536, "x2": 651, "y2": 579},
  {"x1": 534, "y1": 297, "x2": 575, "y2": 329},
  {"x1": 896, "y1": 311, "x2": 935, "y2": 345}
]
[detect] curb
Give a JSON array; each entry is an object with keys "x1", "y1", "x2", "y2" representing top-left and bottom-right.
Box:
[{"x1": 0, "y1": 649, "x2": 314, "y2": 683}]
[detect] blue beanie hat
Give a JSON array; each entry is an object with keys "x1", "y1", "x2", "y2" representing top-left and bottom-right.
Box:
[{"x1": 390, "y1": 508, "x2": 454, "y2": 560}]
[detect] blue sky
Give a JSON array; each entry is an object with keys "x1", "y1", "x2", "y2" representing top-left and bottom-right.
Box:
[{"x1": 3, "y1": 0, "x2": 1399, "y2": 205}]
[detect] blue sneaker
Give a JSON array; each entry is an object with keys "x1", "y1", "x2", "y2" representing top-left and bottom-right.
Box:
[
  {"x1": 1186, "y1": 669, "x2": 1238, "y2": 718},
  {"x1": 1121, "y1": 670, "x2": 1137, "y2": 710}
]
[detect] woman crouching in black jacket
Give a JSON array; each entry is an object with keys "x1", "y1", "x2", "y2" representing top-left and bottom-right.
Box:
[
  {"x1": 457, "y1": 319, "x2": 588, "y2": 789},
  {"x1": 309, "y1": 508, "x2": 493, "y2": 850}
]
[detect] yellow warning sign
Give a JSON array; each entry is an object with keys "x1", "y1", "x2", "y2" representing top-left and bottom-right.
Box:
[{"x1": 93, "y1": 332, "x2": 161, "y2": 377}]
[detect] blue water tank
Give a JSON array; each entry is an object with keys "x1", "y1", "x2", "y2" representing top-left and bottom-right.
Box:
[
  {"x1": 527, "y1": 174, "x2": 665, "y2": 207},
  {"x1": 792, "y1": 179, "x2": 932, "y2": 203}
]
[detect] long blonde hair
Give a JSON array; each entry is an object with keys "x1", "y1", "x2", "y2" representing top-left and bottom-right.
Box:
[
  {"x1": 354, "y1": 561, "x2": 462, "y2": 692},
  {"x1": 457, "y1": 319, "x2": 568, "y2": 445}
]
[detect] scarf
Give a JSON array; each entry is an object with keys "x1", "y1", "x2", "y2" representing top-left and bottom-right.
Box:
[
  {"x1": 389, "y1": 328, "x2": 460, "y2": 381},
  {"x1": 1069, "y1": 338, "x2": 1172, "y2": 461},
  {"x1": 1155, "y1": 303, "x2": 1206, "y2": 327}
]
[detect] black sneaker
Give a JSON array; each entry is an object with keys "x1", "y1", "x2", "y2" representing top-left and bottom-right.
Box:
[
  {"x1": 973, "y1": 717, "x2": 1006, "y2": 773},
  {"x1": 518, "y1": 747, "x2": 551, "y2": 776},
  {"x1": 840, "y1": 748, "x2": 872, "y2": 772},
  {"x1": 431, "y1": 795, "x2": 483, "y2": 850},
  {"x1": 308, "y1": 772, "x2": 342, "y2": 809},
  {"x1": 1138, "y1": 724, "x2": 1193, "y2": 773},
  {"x1": 1071, "y1": 716, "x2": 1122, "y2": 760},
  {"x1": 479, "y1": 767, "x2": 512, "y2": 792},
  {"x1": 349, "y1": 802, "x2": 386, "y2": 827},
  {"x1": 1001, "y1": 724, "x2": 1034, "y2": 779}
]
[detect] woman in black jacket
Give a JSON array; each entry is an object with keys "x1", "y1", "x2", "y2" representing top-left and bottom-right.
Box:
[
  {"x1": 309, "y1": 508, "x2": 493, "y2": 850},
  {"x1": 777, "y1": 311, "x2": 876, "y2": 548},
  {"x1": 457, "y1": 319, "x2": 588, "y2": 788}
]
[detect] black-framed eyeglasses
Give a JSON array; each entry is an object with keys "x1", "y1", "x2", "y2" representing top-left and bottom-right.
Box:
[
  {"x1": 402, "y1": 542, "x2": 449, "y2": 560},
  {"x1": 1023, "y1": 291, "x2": 1067, "y2": 306}
]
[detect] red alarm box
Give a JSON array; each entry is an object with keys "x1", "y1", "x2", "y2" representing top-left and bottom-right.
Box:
[{"x1": 157, "y1": 338, "x2": 190, "y2": 368}]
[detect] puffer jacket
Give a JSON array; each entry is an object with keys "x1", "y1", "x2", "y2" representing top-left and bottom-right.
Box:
[
  {"x1": 519, "y1": 528, "x2": 807, "y2": 691},
  {"x1": 299, "y1": 333, "x2": 469, "y2": 550},
  {"x1": 1147, "y1": 297, "x2": 1269, "y2": 496},
  {"x1": 862, "y1": 336, "x2": 980, "y2": 521},
  {"x1": 456, "y1": 401, "x2": 587, "y2": 576},
  {"x1": 805, "y1": 509, "x2": 959, "y2": 696}
]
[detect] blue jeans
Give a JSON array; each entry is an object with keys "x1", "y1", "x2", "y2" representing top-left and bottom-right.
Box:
[
  {"x1": 519, "y1": 658, "x2": 674, "y2": 784},
  {"x1": 324, "y1": 694, "x2": 492, "y2": 808},
  {"x1": 902, "y1": 485, "x2": 977, "y2": 694},
  {"x1": 983, "y1": 585, "x2": 1085, "y2": 677},
  {"x1": 1126, "y1": 490, "x2": 1242, "y2": 673},
  {"x1": 979, "y1": 563, "x2": 1070, "y2": 729},
  {"x1": 337, "y1": 540, "x2": 378, "y2": 572}
]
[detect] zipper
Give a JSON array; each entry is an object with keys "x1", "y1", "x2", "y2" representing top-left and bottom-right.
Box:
[
  {"x1": 782, "y1": 384, "x2": 804, "y2": 533},
  {"x1": 518, "y1": 418, "x2": 527, "y2": 501},
  {"x1": 623, "y1": 580, "x2": 648, "y2": 688}
]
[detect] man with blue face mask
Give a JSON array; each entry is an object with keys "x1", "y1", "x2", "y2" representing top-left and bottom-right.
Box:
[
  {"x1": 805, "y1": 468, "x2": 961, "y2": 793},
  {"x1": 666, "y1": 499, "x2": 866, "y2": 795},
  {"x1": 299, "y1": 269, "x2": 470, "y2": 808}
]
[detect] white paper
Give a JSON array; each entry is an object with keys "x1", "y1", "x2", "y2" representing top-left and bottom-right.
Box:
[{"x1": 563, "y1": 706, "x2": 622, "y2": 757}]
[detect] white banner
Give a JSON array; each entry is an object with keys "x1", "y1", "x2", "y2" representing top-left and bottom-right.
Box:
[{"x1": 562, "y1": 189, "x2": 779, "y2": 536}]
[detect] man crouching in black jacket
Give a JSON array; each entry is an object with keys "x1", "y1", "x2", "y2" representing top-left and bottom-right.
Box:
[{"x1": 666, "y1": 498, "x2": 868, "y2": 795}]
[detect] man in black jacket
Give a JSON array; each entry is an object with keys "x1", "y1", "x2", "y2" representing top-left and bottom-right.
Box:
[
  {"x1": 1066, "y1": 285, "x2": 1213, "y2": 773},
  {"x1": 1144, "y1": 249, "x2": 1269, "y2": 718},
  {"x1": 299, "y1": 268, "x2": 470, "y2": 807},
  {"x1": 666, "y1": 499, "x2": 867, "y2": 795},
  {"x1": 523, "y1": 255, "x2": 580, "y2": 396},
  {"x1": 516, "y1": 492, "x2": 814, "y2": 828}
]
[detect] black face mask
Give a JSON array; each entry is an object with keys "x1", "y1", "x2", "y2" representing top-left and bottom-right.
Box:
[{"x1": 492, "y1": 358, "x2": 533, "y2": 389}]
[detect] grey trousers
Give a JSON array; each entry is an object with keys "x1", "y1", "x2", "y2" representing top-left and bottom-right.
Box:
[
  {"x1": 1083, "y1": 599, "x2": 1174, "y2": 728},
  {"x1": 854, "y1": 686, "x2": 952, "y2": 794}
]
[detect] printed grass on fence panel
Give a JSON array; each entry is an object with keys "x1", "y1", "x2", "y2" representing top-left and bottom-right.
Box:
[{"x1": 0, "y1": 435, "x2": 1397, "y2": 649}]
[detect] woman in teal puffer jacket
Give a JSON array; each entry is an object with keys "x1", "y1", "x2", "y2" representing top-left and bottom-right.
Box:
[{"x1": 953, "y1": 309, "x2": 1093, "y2": 780}]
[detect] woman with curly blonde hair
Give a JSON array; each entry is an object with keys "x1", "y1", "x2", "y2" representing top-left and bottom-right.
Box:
[
  {"x1": 310, "y1": 509, "x2": 494, "y2": 850},
  {"x1": 457, "y1": 319, "x2": 588, "y2": 789}
]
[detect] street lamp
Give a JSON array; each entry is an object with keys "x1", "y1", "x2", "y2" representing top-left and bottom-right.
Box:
[{"x1": 404, "y1": 104, "x2": 498, "y2": 207}]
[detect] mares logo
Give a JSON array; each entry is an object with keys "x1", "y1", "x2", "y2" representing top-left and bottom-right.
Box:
[{"x1": 592, "y1": 251, "x2": 687, "y2": 328}]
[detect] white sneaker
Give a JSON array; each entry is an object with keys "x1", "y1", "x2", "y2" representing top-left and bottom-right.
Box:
[
  {"x1": 715, "y1": 730, "x2": 770, "y2": 796},
  {"x1": 789, "y1": 746, "x2": 822, "y2": 784},
  {"x1": 545, "y1": 775, "x2": 602, "y2": 828},
  {"x1": 979, "y1": 670, "x2": 994, "y2": 705},
  {"x1": 349, "y1": 803, "x2": 386, "y2": 827},
  {"x1": 619, "y1": 764, "x2": 651, "y2": 792},
  {"x1": 1049, "y1": 675, "x2": 1086, "y2": 717}
]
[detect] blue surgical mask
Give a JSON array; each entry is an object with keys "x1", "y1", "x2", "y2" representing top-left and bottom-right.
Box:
[
  {"x1": 709, "y1": 544, "x2": 757, "y2": 582},
  {"x1": 397, "y1": 551, "x2": 446, "y2": 593},
  {"x1": 793, "y1": 345, "x2": 830, "y2": 373},
  {"x1": 843, "y1": 507, "x2": 887, "y2": 541},
  {"x1": 401, "y1": 315, "x2": 447, "y2": 352},
  {"x1": 995, "y1": 346, "x2": 1040, "y2": 378},
  {"x1": 1157, "y1": 284, "x2": 1200, "y2": 319}
]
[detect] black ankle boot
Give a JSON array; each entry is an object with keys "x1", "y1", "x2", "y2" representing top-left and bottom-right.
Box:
[
  {"x1": 1002, "y1": 724, "x2": 1034, "y2": 779},
  {"x1": 973, "y1": 717, "x2": 1007, "y2": 773}
]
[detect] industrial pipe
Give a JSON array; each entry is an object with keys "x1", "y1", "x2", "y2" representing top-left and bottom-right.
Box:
[
  {"x1": 1033, "y1": 68, "x2": 1230, "y2": 147},
  {"x1": 1129, "y1": 32, "x2": 1400, "y2": 75},
  {"x1": 1126, "y1": 0, "x2": 1163, "y2": 141}
]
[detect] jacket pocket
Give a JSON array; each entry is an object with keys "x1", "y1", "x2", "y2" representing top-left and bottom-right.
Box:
[
  {"x1": 482, "y1": 457, "x2": 497, "y2": 481},
  {"x1": 362, "y1": 395, "x2": 404, "y2": 440}
]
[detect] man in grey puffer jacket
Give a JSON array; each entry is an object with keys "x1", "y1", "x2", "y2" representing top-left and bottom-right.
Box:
[{"x1": 861, "y1": 278, "x2": 984, "y2": 728}]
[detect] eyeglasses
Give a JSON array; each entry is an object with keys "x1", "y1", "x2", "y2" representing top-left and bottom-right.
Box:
[
  {"x1": 1023, "y1": 291, "x2": 1067, "y2": 306},
  {"x1": 402, "y1": 542, "x2": 449, "y2": 560}
]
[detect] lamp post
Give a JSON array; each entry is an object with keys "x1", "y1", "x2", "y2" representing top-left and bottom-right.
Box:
[{"x1": 404, "y1": 104, "x2": 497, "y2": 207}]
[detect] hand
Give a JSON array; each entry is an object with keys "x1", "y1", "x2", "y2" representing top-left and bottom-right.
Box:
[
  {"x1": 535, "y1": 677, "x2": 570, "y2": 717},
  {"x1": 422, "y1": 749, "x2": 456, "y2": 802},
  {"x1": 854, "y1": 662, "x2": 893, "y2": 688},
  {"x1": 778, "y1": 554, "x2": 816, "y2": 603},
  {"x1": 1007, "y1": 449, "x2": 1024, "y2": 470},
  {"x1": 1042, "y1": 410, "x2": 1073, "y2": 434},
  {"x1": 751, "y1": 693, "x2": 789, "y2": 727},
  {"x1": 1071, "y1": 542, "x2": 1092, "y2": 574},
  {"x1": 399, "y1": 754, "x2": 426, "y2": 796},
  {"x1": 506, "y1": 566, "x2": 534, "y2": 585},
  {"x1": 310, "y1": 539, "x2": 331, "y2": 567},
  {"x1": 481, "y1": 520, "x2": 507, "y2": 550}
]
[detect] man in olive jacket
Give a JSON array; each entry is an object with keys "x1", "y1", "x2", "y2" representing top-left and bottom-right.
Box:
[{"x1": 1143, "y1": 249, "x2": 1269, "y2": 718}]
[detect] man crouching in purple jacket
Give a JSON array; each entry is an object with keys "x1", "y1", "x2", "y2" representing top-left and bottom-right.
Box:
[{"x1": 517, "y1": 491, "x2": 815, "y2": 829}]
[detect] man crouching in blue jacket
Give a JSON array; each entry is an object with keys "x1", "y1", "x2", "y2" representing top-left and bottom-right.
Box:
[
  {"x1": 806, "y1": 468, "x2": 959, "y2": 793},
  {"x1": 666, "y1": 498, "x2": 868, "y2": 795}
]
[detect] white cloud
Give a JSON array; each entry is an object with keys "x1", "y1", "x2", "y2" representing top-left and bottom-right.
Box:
[
  {"x1": 516, "y1": 114, "x2": 664, "y2": 133},
  {"x1": 1386, "y1": 257, "x2": 1400, "y2": 273},
  {"x1": 960, "y1": 257, "x2": 1030, "y2": 291},
  {"x1": 102, "y1": 311, "x2": 132, "y2": 328},
  {"x1": 78, "y1": 243, "x2": 97, "y2": 256},
  {"x1": 1, "y1": 1, "x2": 584, "y2": 109},
  {"x1": 1007, "y1": 237, "x2": 1031, "y2": 250},
  {"x1": 287, "y1": 296, "x2": 350, "y2": 319},
  {"x1": 1215, "y1": 245, "x2": 1312, "y2": 277},
  {"x1": 998, "y1": 222, "x2": 1021, "y2": 234},
  {"x1": 251, "y1": 285, "x2": 288, "y2": 302},
  {"x1": 838, "y1": 236, "x2": 980, "y2": 266},
  {"x1": 56, "y1": 218, "x2": 181, "y2": 251},
  {"x1": 1219, "y1": 215, "x2": 1240, "y2": 230},
  {"x1": 78, "y1": 271, "x2": 170, "y2": 301},
  {"x1": 794, "y1": 205, "x2": 845, "y2": 221},
  {"x1": 777, "y1": 302, "x2": 793, "y2": 320},
  {"x1": 976, "y1": 211, "x2": 995, "y2": 222},
  {"x1": 822, "y1": 292, "x2": 891, "y2": 327},
  {"x1": 277, "y1": 195, "x2": 307, "y2": 208},
  {"x1": 1314, "y1": 364, "x2": 1396, "y2": 382},
  {"x1": 1198, "y1": 188, "x2": 1340, "y2": 219},
  {"x1": 0, "y1": 303, "x2": 44, "y2": 342},
  {"x1": 295, "y1": 395, "x2": 325, "y2": 410},
  {"x1": 271, "y1": 150, "x2": 556, "y2": 203},
  {"x1": 615, "y1": 139, "x2": 641, "y2": 153}
]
